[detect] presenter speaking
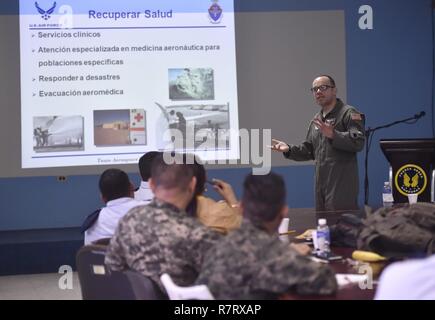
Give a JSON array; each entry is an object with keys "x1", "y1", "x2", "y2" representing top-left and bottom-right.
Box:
[{"x1": 271, "y1": 75, "x2": 365, "y2": 211}]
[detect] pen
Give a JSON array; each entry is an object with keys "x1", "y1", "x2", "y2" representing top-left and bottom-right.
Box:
[{"x1": 278, "y1": 230, "x2": 297, "y2": 236}]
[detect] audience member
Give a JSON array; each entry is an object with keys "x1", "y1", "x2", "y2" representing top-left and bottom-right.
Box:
[
  {"x1": 186, "y1": 159, "x2": 242, "y2": 234},
  {"x1": 195, "y1": 172, "x2": 337, "y2": 299},
  {"x1": 375, "y1": 254, "x2": 435, "y2": 300},
  {"x1": 83, "y1": 168, "x2": 144, "y2": 245},
  {"x1": 134, "y1": 151, "x2": 161, "y2": 202},
  {"x1": 105, "y1": 153, "x2": 222, "y2": 289}
]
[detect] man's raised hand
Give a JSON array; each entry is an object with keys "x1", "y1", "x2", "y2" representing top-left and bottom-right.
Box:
[{"x1": 270, "y1": 139, "x2": 290, "y2": 153}]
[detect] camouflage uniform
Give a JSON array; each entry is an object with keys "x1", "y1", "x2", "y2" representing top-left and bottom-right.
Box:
[
  {"x1": 105, "y1": 199, "x2": 222, "y2": 291},
  {"x1": 195, "y1": 219, "x2": 337, "y2": 299},
  {"x1": 284, "y1": 99, "x2": 365, "y2": 211}
]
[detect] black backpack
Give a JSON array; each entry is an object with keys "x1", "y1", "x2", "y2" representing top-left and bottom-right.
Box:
[{"x1": 330, "y1": 213, "x2": 365, "y2": 248}]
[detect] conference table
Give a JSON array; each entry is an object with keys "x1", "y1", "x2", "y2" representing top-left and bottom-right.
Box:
[{"x1": 280, "y1": 208, "x2": 386, "y2": 300}]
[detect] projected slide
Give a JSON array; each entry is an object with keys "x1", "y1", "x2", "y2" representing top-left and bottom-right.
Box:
[{"x1": 19, "y1": 0, "x2": 239, "y2": 168}]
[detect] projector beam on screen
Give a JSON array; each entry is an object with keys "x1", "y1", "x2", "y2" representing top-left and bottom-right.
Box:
[{"x1": 19, "y1": 0, "x2": 239, "y2": 169}]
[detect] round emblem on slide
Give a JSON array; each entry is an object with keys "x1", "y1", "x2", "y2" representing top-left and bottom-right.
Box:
[
  {"x1": 394, "y1": 164, "x2": 427, "y2": 196},
  {"x1": 208, "y1": 1, "x2": 223, "y2": 24}
]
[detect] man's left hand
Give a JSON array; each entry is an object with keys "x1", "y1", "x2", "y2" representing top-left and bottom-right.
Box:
[{"x1": 312, "y1": 118, "x2": 335, "y2": 139}]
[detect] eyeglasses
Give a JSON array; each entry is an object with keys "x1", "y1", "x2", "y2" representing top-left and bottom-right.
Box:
[{"x1": 310, "y1": 85, "x2": 335, "y2": 93}]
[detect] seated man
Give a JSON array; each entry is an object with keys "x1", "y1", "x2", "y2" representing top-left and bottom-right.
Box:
[
  {"x1": 83, "y1": 168, "x2": 144, "y2": 245},
  {"x1": 375, "y1": 254, "x2": 435, "y2": 300},
  {"x1": 195, "y1": 172, "x2": 338, "y2": 299},
  {"x1": 134, "y1": 151, "x2": 161, "y2": 202},
  {"x1": 105, "y1": 153, "x2": 222, "y2": 289},
  {"x1": 186, "y1": 158, "x2": 242, "y2": 234}
]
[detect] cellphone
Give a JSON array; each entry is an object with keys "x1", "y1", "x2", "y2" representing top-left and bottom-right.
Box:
[
  {"x1": 328, "y1": 255, "x2": 343, "y2": 261},
  {"x1": 313, "y1": 253, "x2": 343, "y2": 261}
]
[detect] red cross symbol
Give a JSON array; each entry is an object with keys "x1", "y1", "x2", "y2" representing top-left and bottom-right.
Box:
[{"x1": 134, "y1": 113, "x2": 144, "y2": 122}]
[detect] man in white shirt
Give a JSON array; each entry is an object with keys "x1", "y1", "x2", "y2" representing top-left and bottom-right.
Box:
[
  {"x1": 375, "y1": 254, "x2": 435, "y2": 300},
  {"x1": 83, "y1": 168, "x2": 144, "y2": 245},
  {"x1": 134, "y1": 151, "x2": 161, "y2": 203}
]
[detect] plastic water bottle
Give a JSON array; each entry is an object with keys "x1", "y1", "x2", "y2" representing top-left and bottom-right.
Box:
[
  {"x1": 316, "y1": 219, "x2": 331, "y2": 259},
  {"x1": 382, "y1": 181, "x2": 394, "y2": 207}
]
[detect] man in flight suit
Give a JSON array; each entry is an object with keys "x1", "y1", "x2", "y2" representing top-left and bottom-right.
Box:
[{"x1": 271, "y1": 75, "x2": 365, "y2": 211}]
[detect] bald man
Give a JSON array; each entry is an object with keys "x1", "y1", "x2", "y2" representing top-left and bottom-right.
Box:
[{"x1": 272, "y1": 75, "x2": 365, "y2": 211}]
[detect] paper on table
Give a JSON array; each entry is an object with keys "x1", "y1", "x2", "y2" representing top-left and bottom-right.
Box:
[
  {"x1": 335, "y1": 274, "x2": 368, "y2": 287},
  {"x1": 278, "y1": 218, "x2": 290, "y2": 243},
  {"x1": 295, "y1": 229, "x2": 316, "y2": 240}
]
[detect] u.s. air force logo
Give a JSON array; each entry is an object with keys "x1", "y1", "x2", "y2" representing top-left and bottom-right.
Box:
[
  {"x1": 395, "y1": 164, "x2": 427, "y2": 196},
  {"x1": 35, "y1": 2, "x2": 57, "y2": 20}
]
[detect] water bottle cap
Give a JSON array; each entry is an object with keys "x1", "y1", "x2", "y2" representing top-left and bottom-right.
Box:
[
  {"x1": 384, "y1": 181, "x2": 390, "y2": 185},
  {"x1": 318, "y1": 218, "x2": 327, "y2": 226}
]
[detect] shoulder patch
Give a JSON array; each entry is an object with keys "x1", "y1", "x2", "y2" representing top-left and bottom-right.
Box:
[{"x1": 350, "y1": 112, "x2": 363, "y2": 121}]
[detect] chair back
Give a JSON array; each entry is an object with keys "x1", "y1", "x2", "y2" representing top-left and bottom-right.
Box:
[
  {"x1": 76, "y1": 245, "x2": 136, "y2": 300},
  {"x1": 160, "y1": 273, "x2": 214, "y2": 300},
  {"x1": 124, "y1": 270, "x2": 168, "y2": 300},
  {"x1": 92, "y1": 237, "x2": 111, "y2": 246}
]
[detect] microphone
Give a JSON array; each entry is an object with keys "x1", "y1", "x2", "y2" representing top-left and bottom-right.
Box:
[{"x1": 414, "y1": 111, "x2": 426, "y2": 119}]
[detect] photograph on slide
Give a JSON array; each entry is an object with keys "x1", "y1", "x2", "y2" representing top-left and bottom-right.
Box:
[
  {"x1": 93, "y1": 109, "x2": 146, "y2": 146},
  {"x1": 33, "y1": 115, "x2": 84, "y2": 153}
]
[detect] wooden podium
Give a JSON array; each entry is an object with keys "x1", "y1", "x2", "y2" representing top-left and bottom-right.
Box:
[{"x1": 380, "y1": 139, "x2": 435, "y2": 203}]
